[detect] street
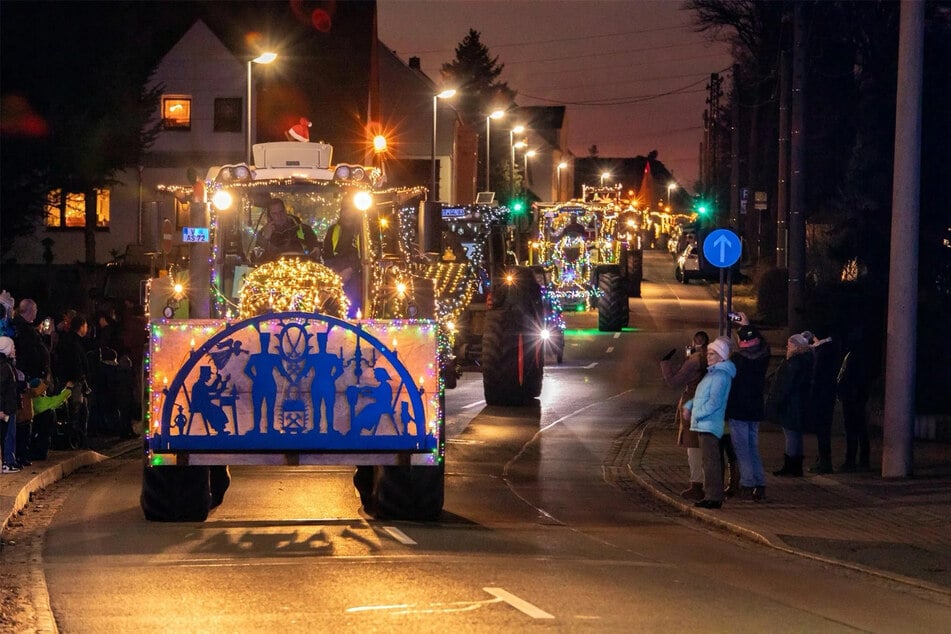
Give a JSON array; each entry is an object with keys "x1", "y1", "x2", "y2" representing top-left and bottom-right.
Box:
[{"x1": 7, "y1": 253, "x2": 950, "y2": 632}]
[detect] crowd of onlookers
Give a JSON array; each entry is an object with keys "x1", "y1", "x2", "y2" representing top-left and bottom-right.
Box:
[
  {"x1": 0, "y1": 290, "x2": 148, "y2": 473},
  {"x1": 661, "y1": 312, "x2": 872, "y2": 509}
]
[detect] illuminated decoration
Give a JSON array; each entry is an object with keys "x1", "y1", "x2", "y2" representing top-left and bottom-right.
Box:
[
  {"x1": 238, "y1": 256, "x2": 349, "y2": 319},
  {"x1": 146, "y1": 312, "x2": 441, "y2": 460}
]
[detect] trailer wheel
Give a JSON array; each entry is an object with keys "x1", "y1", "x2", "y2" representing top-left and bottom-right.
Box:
[
  {"x1": 209, "y1": 465, "x2": 231, "y2": 509},
  {"x1": 482, "y1": 308, "x2": 542, "y2": 406},
  {"x1": 597, "y1": 267, "x2": 627, "y2": 332},
  {"x1": 369, "y1": 464, "x2": 445, "y2": 521},
  {"x1": 141, "y1": 465, "x2": 212, "y2": 522}
]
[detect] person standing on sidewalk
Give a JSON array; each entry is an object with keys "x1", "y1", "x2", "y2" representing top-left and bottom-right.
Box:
[
  {"x1": 806, "y1": 329, "x2": 840, "y2": 474},
  {"x1": 0, "y1": 336, "x2": 22, "y2": 472},
  {"x1": 836, "y1": 327, "x2": 871, "y2": 471},
  {"x1": 767, "y1": 334, "x2": 815, "y2": 477},
  {"x1": 660, "y1": 331, "x2": 709, "y2": 501},
  {"x1": 683, "y1": 336, "x2": 736, "y2": 509},
  {"x1": 726, "y1": 318, "x2": 771, "y2": 501}
]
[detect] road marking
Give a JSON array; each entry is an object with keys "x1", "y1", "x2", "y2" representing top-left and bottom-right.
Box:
[
  {"x1": 483, "y1": 587, "x2": 554, "y2": 619},
  {"x1": 613, "y1": 332, "x2": 620, "y2": 339},
  {"x1": 585, "y1": 362, "x2": 598, "y2": 369},
  {"x1": 382, "y1": 526, "x2": 417, "y2": 545},
  {"x1": 447, "y1": 438, "x2": 485, "y2": 445},
  {"x1": 605, "y1": 346, "x2": 615, "y2": 353},
  {"x1": 461, "y1": 400, "x2": 485, "y2": 409}
]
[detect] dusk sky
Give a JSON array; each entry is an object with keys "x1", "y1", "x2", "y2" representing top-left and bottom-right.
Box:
[{"x1": 377, "y1": 0, "x2": 734, "y2": 192}]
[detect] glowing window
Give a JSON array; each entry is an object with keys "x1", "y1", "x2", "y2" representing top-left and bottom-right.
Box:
[
  {"x1": 45, "y1": 189, "x2": 110, "y2": 228},
  {"x1": 163, "y1": 96, "x2": 191, "y2": 130}
]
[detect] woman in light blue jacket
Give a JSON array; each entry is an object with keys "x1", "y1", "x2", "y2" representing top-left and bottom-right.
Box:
[{"x1": 683, "y1": 336, "x2": 736, "y2": 509}]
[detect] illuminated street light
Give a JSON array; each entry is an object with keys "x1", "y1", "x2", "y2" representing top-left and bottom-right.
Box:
[
  {"x1": 667, "y1": 181, "x2": 677, "y2": 208},
  {"x1": 524, "y1": 150, "x2": 536, "y2": 187},
  {"x1": 557, "y1": 161, "x2": 568, "y2": 202},
  {"x1": 246, "y1": 51, "x2": 277, "y2": 165},
  {"x1": 485, "y1": 109, "x2": 505, "y2": 192},
  {"x1": 431, "y1": 89, "x2": 456, "y2": 200},
  {"x1": 601, "y1": 171, "x2": 611, "y2": 186}
]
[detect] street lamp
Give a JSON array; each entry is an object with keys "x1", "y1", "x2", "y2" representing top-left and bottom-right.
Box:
[
  {"x1": 667, "y1": 181, "x2": 677, "y2": 208},
  {"x1": 557, "y1": 161, "x2": 568, "y2": 202},
  {"x1": 601, "y1": 171, "x2": 611, "y2": 187},
  {"x1": 509, "y1": 125, "x2": 525, "y2": 195},
  {"x1": 246, "y1": 51, "x2": 277, "y2": 165},
  {"x1": 524, "y1": 150, "x2": 536, "y2": 187},
  {"x1": 431, "y1": 89, "x2": 456, "y2": 200},
  {"x1": 485, "y1": 109, "x2": 505, "y2": 192}
]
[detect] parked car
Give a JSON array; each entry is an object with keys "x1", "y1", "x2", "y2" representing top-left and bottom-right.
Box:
[{"x1": 675, "y1": 244, "x2": 700, "y2": 283}]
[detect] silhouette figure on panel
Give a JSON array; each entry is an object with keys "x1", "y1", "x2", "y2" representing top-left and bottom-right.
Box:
[
  {"x1": 346, "y1": 367, "x2": 396, "y2": 436},
  {"x1": 191, "y1": 366, "x2": 231, "y2": 435},
  {"x1": 243, "y1": 333, "x2": 291, "y2": 434},
  {"x1": 301, "y1": 331, "x2": 344, "y2": 434},
  {"x1": 208, "y1": 338, "x2": 249, "y2": 371}
]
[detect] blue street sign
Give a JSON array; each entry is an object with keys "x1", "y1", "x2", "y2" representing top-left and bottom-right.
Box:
[{"x1": 703, "y1": 229, "x2": 742, "y2": 268}]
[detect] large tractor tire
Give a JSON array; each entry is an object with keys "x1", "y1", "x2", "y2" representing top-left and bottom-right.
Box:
[
  {"x1": 482, "y1": 308, "x2": 544, "y2": 406},
  {"x1": 209, "y1": 465, "x2": 232, "y2": 509},
  {"x1": 597, "y1": 266, "x2": 627, "y2": 332},
  {"x1": 141, "y1": 464, "x2": 212, "y2": 522},
  {"x1": 364, "y1": 464, "x2": 445, "y2": 521}
]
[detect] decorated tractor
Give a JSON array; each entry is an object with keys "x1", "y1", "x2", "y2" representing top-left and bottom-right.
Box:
[
  {"x1": 533, "y1": 197, "x2": 640, "y2": 332},
  {"x1": 141, "y1": 141, "x2": 555, "y2": 522}
]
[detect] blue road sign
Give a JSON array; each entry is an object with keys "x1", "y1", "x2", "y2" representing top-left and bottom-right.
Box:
[{"x1": 703, "y1": 229, "x2": 742, "y2": 268}]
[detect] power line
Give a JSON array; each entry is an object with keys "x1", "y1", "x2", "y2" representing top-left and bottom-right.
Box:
[{"x1": 519, "y1": 73, "x2": 722, "y2": 106}]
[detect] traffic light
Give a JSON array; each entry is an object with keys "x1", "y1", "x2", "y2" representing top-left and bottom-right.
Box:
[{"x1": 510, "y1": 200, "x2": 525, "y2": 214}]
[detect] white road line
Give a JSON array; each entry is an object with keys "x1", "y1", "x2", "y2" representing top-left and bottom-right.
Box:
[
  {"x1": 613, "y1": 332, "x2": 620, "y2": 339},
  {"x1": 461, "y1": 400, "x2": 485, "y2": 409},
  {"x1": 483, "y1": 587, "x2": 555, "y2": 619},
  {"x1": 584, "y1": 362, "x2": 598, "y2": 369},
  {"x1": 382, "y1": 526, "x2": 417, "y2": 545},
  {"x1": 605, "y1": 346, "x2": 615, "y2": 353}
]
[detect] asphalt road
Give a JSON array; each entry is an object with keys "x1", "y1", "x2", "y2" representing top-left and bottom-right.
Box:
[{"x1": 31, "y1": 253, "x2": 951, "y2": 632}]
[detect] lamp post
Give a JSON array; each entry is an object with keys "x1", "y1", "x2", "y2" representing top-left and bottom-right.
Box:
[
  {"x1": 557, "y1": 161, "x2": 568, "y2": 202},
  {"x1": 601, "y1": 171, "x2": 611, "y2": 187},
  {"x1": 667, "y1": 181, "x2": 677, "y2": 209},
  {"x1": 246, "y1": 51, "x2": 277, "y2": 166},
  {"x1": 485, "y1": 109, "x2": 505, "y2": 192},
  {"x1": 524, "y1": 150, "x2": 536, "y2": 188},
  {"x1": 431, "y1": 89, "x2": 456, "y2": 200},
  {"x1": 509, "y1": 125, "x2": 525, "y2": 197}
]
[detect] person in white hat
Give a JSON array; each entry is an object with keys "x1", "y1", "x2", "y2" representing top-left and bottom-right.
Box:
[
  {"x1": 682, "y1": 336, "x2": 736, "y2": 509},
  {"x1": 0, "y1": 336, "x2": 21, "y2": 472}
]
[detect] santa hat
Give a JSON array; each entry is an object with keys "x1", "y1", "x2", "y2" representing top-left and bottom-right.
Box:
[{"x1": 287, "y1": 117, "x2": 312, "y2": 143}]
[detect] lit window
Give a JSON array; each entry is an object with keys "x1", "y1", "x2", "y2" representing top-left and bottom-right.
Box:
[
  {"x1": 45, "y1": 189, "x2": 110, "y2": 229},
  {"x1": 163, "y1": 96, "x2": 191, "y2": 130},
  {"x1": 214, "y1": 98, "x2": 242, "y2": 132}
]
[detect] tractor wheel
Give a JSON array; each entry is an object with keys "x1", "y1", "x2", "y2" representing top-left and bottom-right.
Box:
[
  {"x1": 141, "y1": 464, "x2": 212, "y2": 522},
  {"x1": 369, "y1": 464, "x2": 445, "y2": 521},
  {"x1": 482, "y1": 308, "x2": 543, "y2": 406},
  {"x1": 597, "y1": 267, "x2": 627, "y2": 332},
  {"x1": 353, "y1": 465, "x2": 376, "y2": 513},
  {"x1": 209, "y1": 465, "x2": 231, "y2": 509}
]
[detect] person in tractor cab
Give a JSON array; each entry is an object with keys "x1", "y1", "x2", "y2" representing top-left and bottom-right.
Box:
[
  {"x1": 323, "y1": 197, "x2": 364, "y2": 317},
  {"x1": 259, "y1": 198, "x2": 319, "y2": 262},
  {"x1": 557, "y1": 214, "x2": 587, "y2": 240}
]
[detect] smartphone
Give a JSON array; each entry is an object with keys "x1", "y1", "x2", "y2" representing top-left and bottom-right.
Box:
[{"x1": 728, "y1": 312, "x2": 742, "y2": 323}]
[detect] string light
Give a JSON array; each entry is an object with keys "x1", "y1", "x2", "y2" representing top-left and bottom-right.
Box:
[{"x1": 238, "y1": 257, "x2": 349, "y2": 319}]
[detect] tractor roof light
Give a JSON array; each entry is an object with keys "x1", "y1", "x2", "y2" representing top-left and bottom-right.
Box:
[
  {"x1": 353, "y1": 190, "x2": 373, "y2": 212},
  {"x1": 211, "y1": 190, "x2": 234, "y2": 211}
]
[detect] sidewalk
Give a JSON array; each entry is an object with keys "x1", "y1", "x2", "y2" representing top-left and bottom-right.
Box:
[{"x1": 628, "y1": 407, "x2": 951, "y2": 595}]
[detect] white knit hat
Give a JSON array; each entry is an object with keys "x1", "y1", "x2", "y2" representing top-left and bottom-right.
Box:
[
  {"x1": 707, "y1": 336, "x2": 732, "y2": 361},
  {"x1": 0, "y1": 336, "x2": 15, "y2": 358}
]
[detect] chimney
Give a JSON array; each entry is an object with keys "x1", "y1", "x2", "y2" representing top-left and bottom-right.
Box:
[{"x1": 409, "y1": 56, "x2": 421, "y2": 70}]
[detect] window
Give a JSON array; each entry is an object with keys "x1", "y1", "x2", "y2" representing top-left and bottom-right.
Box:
[
  {"x1": 162, "y1": 95, "x2": 191, "y2": 130},
  {"x1": 214, "y1": 97, "x2": 242, "y2": 132},
  {"x1": 45, "y1": 189, "x2": 110, "y2": 229}
]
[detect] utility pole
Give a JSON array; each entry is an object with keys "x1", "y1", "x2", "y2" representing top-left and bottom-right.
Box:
[
  {"x1": 776, "y1": 48, "x2": 790, "y2": 269},
  {"x1": 883, "y1": 0, "x2": 923, "y2": 478},
  {"x1": 706, "y1": 73, "x2": 722, "y2": 215},
  {"x1": 788, "y1": 2, "x2": 807, "y2": 333},
  {"x1": 729, "y1": 65, "x2": 740, "y2": 231}
]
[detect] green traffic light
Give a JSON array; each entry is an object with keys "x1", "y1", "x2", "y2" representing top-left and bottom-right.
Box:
[{"x1": 512, "y1": 201, "x2": 524, "y2": 213}]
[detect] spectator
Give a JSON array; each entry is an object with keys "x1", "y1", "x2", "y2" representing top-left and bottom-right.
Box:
[
  {"x1": 12, "y1": 298, "x2": 51, "y2": 383},
  {"x1": 52, "y1": 315, "x2": 91, "y2": 444},
  {"x1": 726, "y1": 317, "x2": 771, "y2": 501},
  {"x1": 806, "y1": 328, "x2": 840, "y2": 474},
  {"x1": 0, "y1": 336, "x2": 21, "y2": 472},
  {"x1": 836, "y1": 327, "x2": 871, "y2": 472},
  {"x1": 683, "y1": 336, "x2": 736, "y2": 509},
  {"x1": 767, "y1": 334, "x2": 815, "y2": 477},
  {"x1": 660, "y1": 331, "x2": 710, "y2": 501}
]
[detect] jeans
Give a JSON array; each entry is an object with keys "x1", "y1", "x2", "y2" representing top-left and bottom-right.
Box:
[
  {"x1": 2, "y1": 412, "x2": 17, "y2": 466},
  {"x1": 698, "y1": 432, "x2": 723, "y2": 502},
  {"x1": 783, "y1": 428, "x2": 803, "y2": 457},
  {"x1": 729, "y1": 419, "x2": 766, "y2": 487}
]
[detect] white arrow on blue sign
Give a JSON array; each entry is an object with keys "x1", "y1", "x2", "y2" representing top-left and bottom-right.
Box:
[{"x1": 702, "y1": 228, "x2": 742, "y2": 268}]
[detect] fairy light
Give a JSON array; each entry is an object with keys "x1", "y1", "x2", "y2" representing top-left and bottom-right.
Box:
[{"x1": 238, "y1": 256, "x2": 349, "y2": 319}]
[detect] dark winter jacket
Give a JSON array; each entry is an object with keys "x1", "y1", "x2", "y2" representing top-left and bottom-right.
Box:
[
  {"x1": 806, "y1": 337, "x2": 840, "y2": 424},
  {"x1": 0, "y1": 353, "x2": 18, "y2": 417},
  {"x1": 52, "y1": 331, "x2": 89, "y2": 384},
  {"x1": 726, "y1": 340, "x2": 771, "y2": 421},
  {"x1": 12, "y1": 314, "x2": 50, "y2": 381},
  {"x1": 766, "y1": 350, "x2": 814, "y2": 432}
]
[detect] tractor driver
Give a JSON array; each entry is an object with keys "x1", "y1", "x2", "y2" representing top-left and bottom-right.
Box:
[
  {"x1": 557, "y1": 214, "x2": 587, "y2": 240},
  {"x1": 258, "y1": 198, "x2": 319, "y2": 263}
]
